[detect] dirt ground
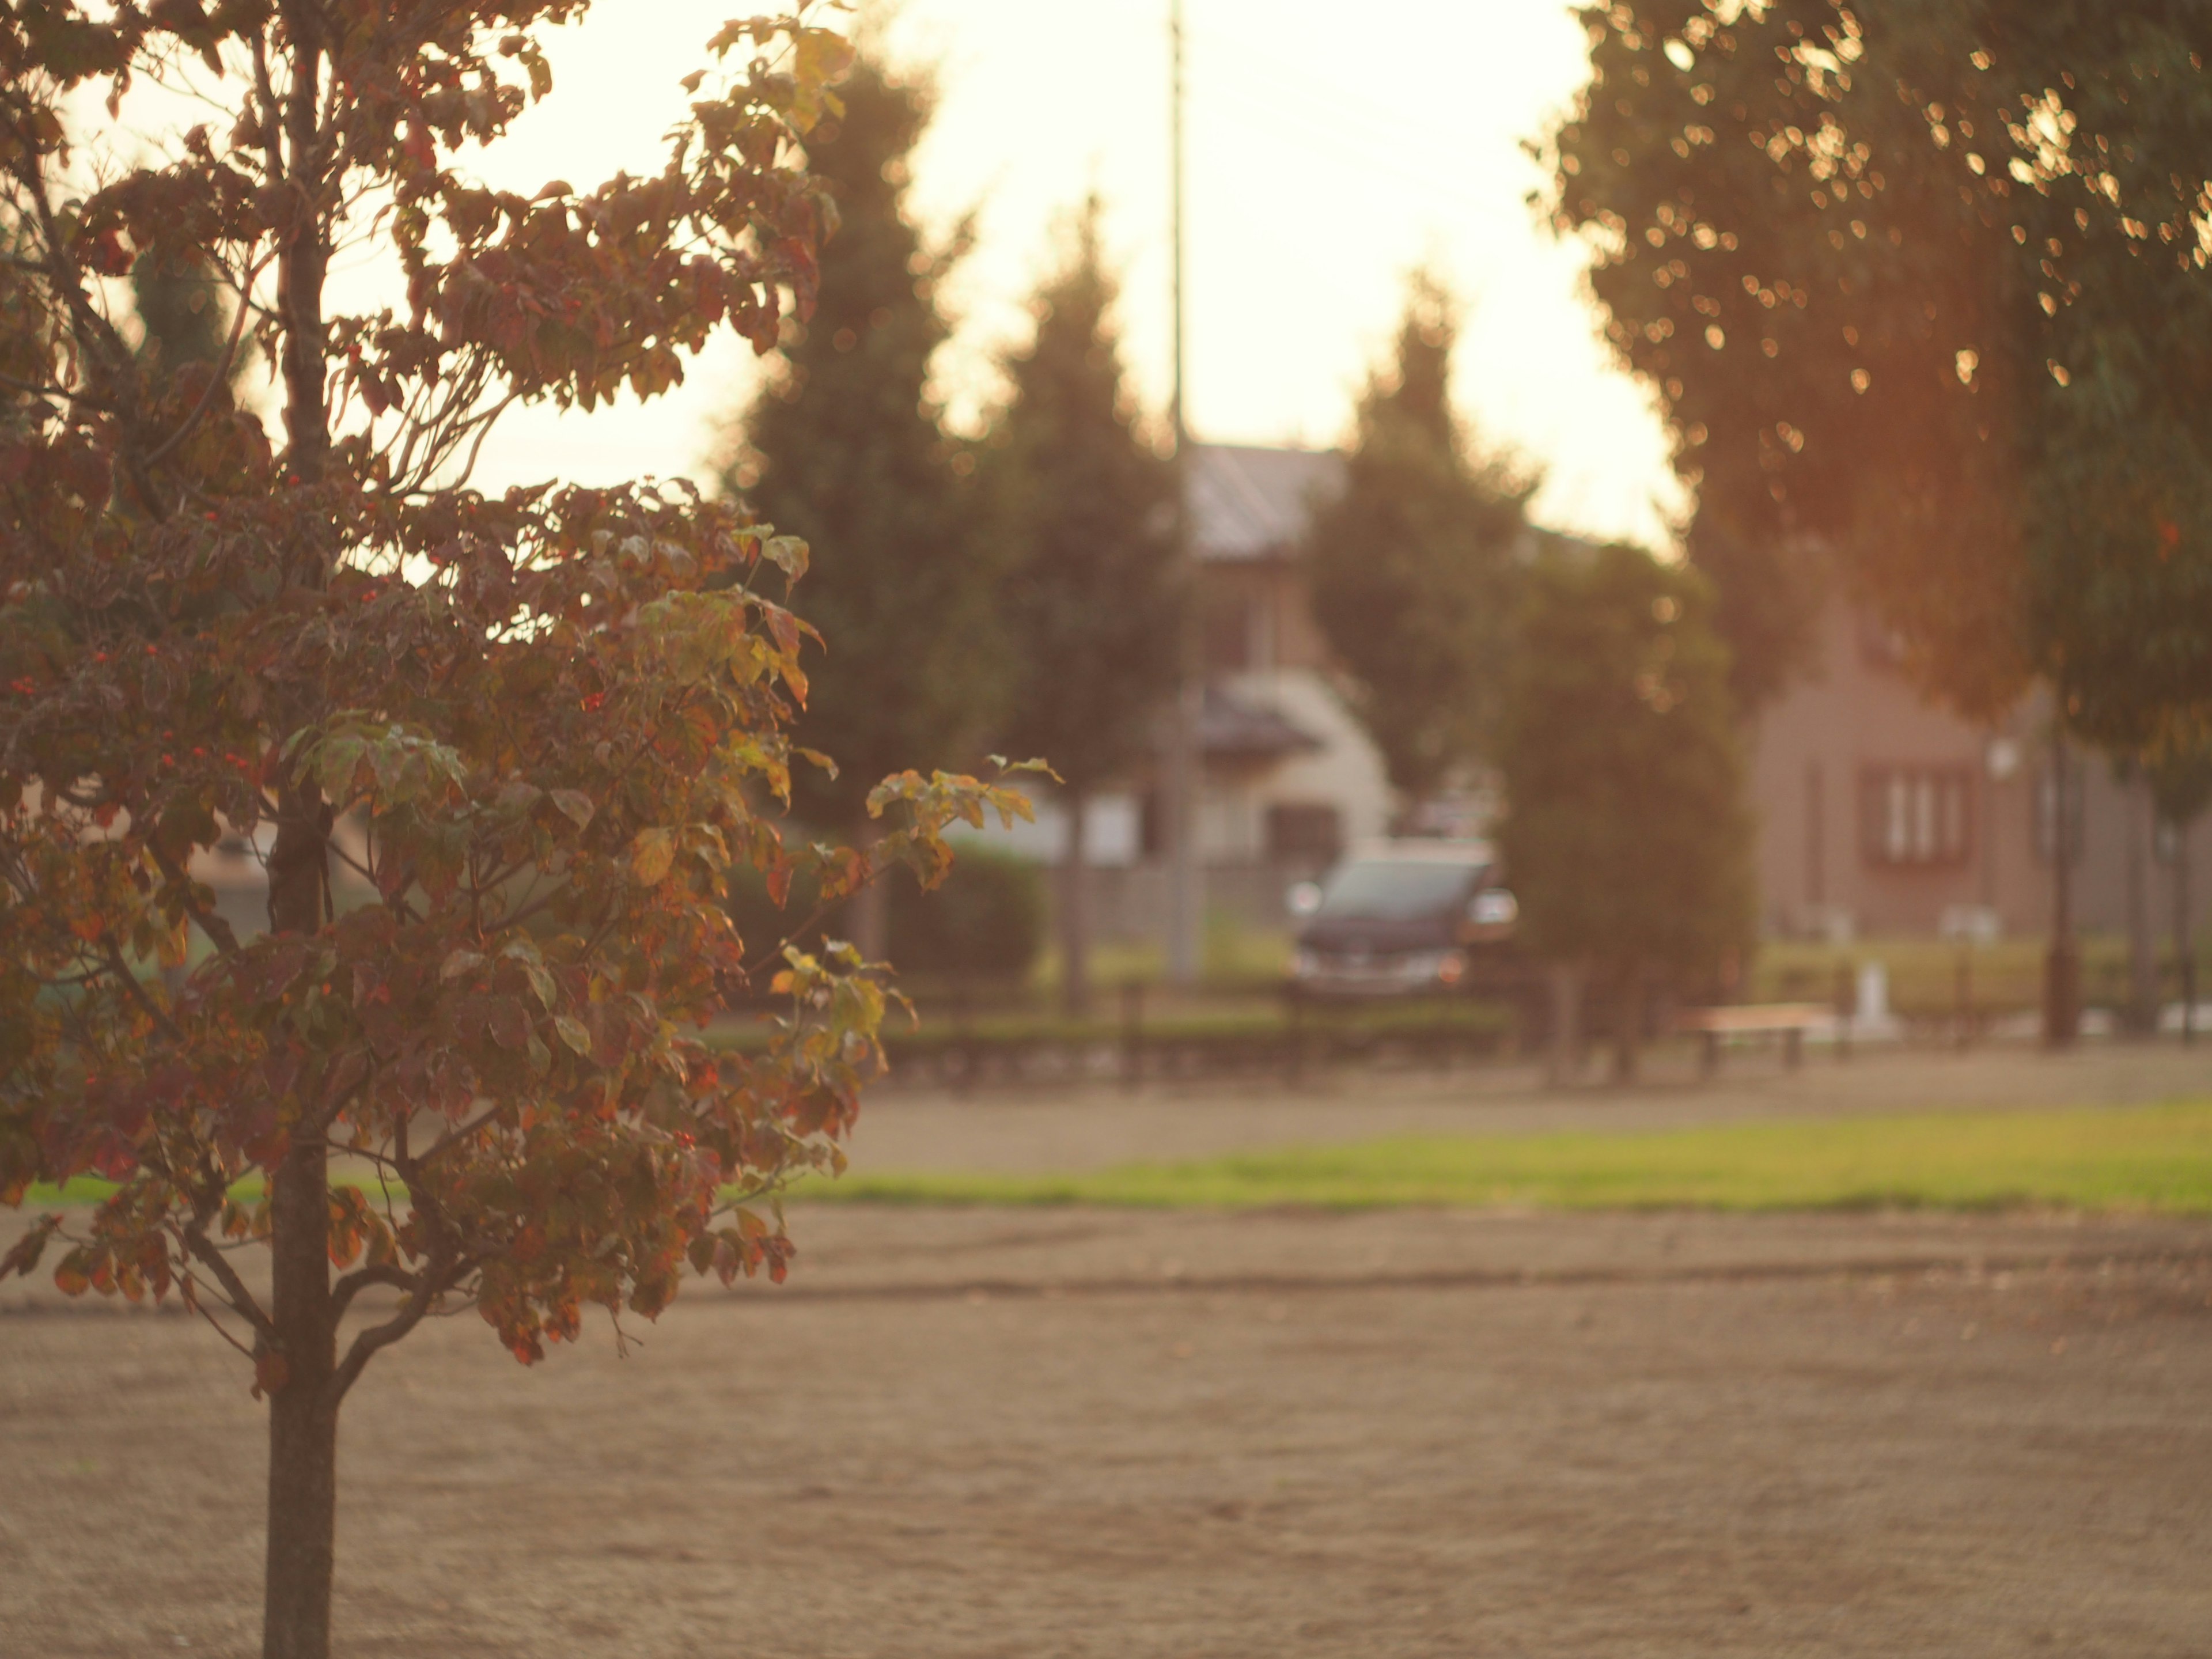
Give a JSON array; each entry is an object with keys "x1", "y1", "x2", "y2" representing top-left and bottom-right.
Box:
[{"x1": 5, "y1": 1045, "x2": 2212, "y2": 1657}]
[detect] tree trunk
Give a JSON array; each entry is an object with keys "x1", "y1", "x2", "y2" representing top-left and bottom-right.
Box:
[
  {"x1": 1546, "y1": 963, "x2": 1581, "y2": 1088},
  {"x1": 2044, "y1": 728, "x2": 2080, "y2": 1048},
  {"x1": 2125, "y1": 772, "x2": 2158, "y2": 1036},
  {"x1": 263, "y1": 1133, "x2": 337, "y2": 1659},
  {"x1": 848, "y1": 816, "x2": 889, "y2": 963},
  {"x1": 2179, "y1": 819, "x2": 2196, "y2": 1046},
  {"x1": 1611, "y1": 965, "x2": 1644, "y2": 1083},
  {"x1": 266, "y1": 16, "x2": 340, "y2": 1654},
  {"x1": 1059, "y1": 785, "x2": 1091, "y2": 1019}
]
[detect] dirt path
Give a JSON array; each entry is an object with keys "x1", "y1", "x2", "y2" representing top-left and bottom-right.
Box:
[{"x1": 6, "y1": 1204, "x2": 2210, "y2": 1657}]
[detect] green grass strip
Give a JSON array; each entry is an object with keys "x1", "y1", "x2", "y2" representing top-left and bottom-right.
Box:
[{"x1": 809, "y1": 1100, "x2": 2212, "y2": 1215}]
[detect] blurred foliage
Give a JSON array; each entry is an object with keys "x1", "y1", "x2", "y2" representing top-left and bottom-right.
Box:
[
  {"x1": 129, "y1": 250, "x2": 235, "y2": 388},
  {"x1": 721, "y1": 45, "x2": 1007, "y2": 828},
  {"x1": 1547, "y1": 0, "x2": 2212, "y2": 751},
  {"x1": 730, "y1": 840, "x2": 1044, "y2": 985},
  {"x1": 1684, "y1": 501, "x2": 1827, "y2": 715},
  {"x1": 1302, "y1": 271, "x2": 1533, "y2": 802},
  {"x1": 980, "y1": 194, "x2": 1177, "y2": 794},
  {"x1": 2147, "y1": 734, "x2": 2212, "y2": 830},
  {"x1": 885, "y1": 844, "x2": 1044, "y2": 982},
  {"x1": 1498, "y1": 544, "x2": 1755, "y2": 1005}
]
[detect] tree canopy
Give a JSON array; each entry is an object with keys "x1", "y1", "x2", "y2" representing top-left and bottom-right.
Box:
[
  {"x1": 0, "y1": 9, "x2": 1024, "y2": 1655},
  {"x1": 979, "y1": 196, "x2": 1177, "y2": 1013},
  {"x1": 1302, "y1": 272, "x2": 1531, "y2": 806},
  {"x1": 1547, "y1": 0, "x2": 2212, "y2": 749},
  {"x1": 1497, "y1": 544, "x2": 1753, "y2": 1073}
]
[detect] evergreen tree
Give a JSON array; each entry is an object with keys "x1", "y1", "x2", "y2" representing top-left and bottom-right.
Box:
[
  {"x1": 721, "y1": 48, "x2": 1005, "y2": 955},
  {"x1": 1302, "y1": 271, "x2": 1531, "y2": 809},
  {"x1": 981, "y1": 196, "x2": 1177, "y2": 1016},
  {"x1": 130, "y1": 250, "x2": 235, "y2": 388},
  {"x1": 1497, "y1": 545, "x2": 1754, "y2": 1080}
]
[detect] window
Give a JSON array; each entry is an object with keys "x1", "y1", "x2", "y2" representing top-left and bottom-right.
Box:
[
  {"x1": 1861, "y1": 766, "x2": 1972, "y2": 866},
  {"x1": 1265, "y1": 802, "x2": 1343, "y2": 865}
]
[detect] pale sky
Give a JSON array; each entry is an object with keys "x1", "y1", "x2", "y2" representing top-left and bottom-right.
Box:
[{"x1": 189, "y1": 2, "x2": 1688, "y2": 548}]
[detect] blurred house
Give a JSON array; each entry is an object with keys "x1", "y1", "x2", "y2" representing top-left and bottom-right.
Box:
[
  {"x1": 997, "y1": 442, "x2": 1396, "y2": 938},
  {"x1": 1748, "y1": 596, "x2": 2209, "y2": 943}
]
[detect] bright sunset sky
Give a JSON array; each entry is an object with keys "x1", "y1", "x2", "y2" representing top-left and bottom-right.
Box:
[{"x1": 356, "y1": 2, "x2": 1686, "y2": 548}]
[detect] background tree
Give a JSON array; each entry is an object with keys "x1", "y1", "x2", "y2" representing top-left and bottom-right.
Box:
[
  {"x1": 1546, "y1": 0, "x2": 2212, "y2": 1037},
  {"x1": 720, "y1": 44, "x2": 1005, "y2": 958},
  {"x1": 2149, "y1": 737, "x2": 2212, "y2": 1040},
  {"x1": 979, "y1": 197, "x2": 1177, "y2": 1016},
  {"x1": 1302, "y1": 271, "x2": 1532, "y2": 812},
  {"x1": 130, "y1": 248, "x2": 239, "y2": 388},
  {"x1": 0, "y1": 11, "x2": 1025, "y2": 1657},
  {"x1": 1497, "y1": 545, "x2": 1754, "y2": 1080}
]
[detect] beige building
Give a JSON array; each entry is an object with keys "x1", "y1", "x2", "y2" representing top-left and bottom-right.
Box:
[{"x1": 1748, "y1": 596, "x2": 2207, "y2": 944}]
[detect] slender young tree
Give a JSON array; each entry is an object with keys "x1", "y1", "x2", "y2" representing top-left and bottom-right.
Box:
[
  {"x1": 1302, "y1": 271, "x2": 1531, "y2": 812},
  {"x1": 2149, "y1": 737, "x2": 2212, "y2": 1041},
  {"x1": 0, "y1": 10, "x2": 1027, "y2": 1656},
  {"x1": 980, "y1": 197, "x2": 1176, "y2": 1016},
  {"x1": 722, "y1": 45, "x2": 1006, "y2": 957},
  {"x1": 1497, "y1": 545, "x2": 1755, "y2": 1080}
]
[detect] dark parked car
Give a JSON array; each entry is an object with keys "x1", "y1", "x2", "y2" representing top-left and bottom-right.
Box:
[{"x1": 1286, "y1": 839, "x2": 1519, "y2": 998}]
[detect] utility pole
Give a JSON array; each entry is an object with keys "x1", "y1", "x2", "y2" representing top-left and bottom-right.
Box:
[{"x1": 1164, "y1": 0, "x2": 1203, "y2": 986}]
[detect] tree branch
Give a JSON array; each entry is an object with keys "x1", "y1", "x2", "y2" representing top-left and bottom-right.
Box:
[
  {"x1": 329, "y1": 1260, "x2": 416, "y2": 1324},
  {"x1": 177, "y1": 1225, "x2": 277, "y2": 1343},
  {"x1": 144, "y1": 839, "x2": 243, "y2": 956},
  {"x1": 103, "y1": 944, "x2": 185, "y2": 1044},
  {"x1": 328, "y1": 1254, "x2": 472, "y2": 1405}
]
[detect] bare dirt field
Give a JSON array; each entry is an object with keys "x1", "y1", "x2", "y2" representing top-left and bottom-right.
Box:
[{"x1": 5, "y1": 1044, "x2": 2212, "y2": 1657}]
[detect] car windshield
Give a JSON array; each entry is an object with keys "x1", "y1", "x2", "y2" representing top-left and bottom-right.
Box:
[{"x1": 1315, "y1": 859, "x2": 1483, "y2": 922}]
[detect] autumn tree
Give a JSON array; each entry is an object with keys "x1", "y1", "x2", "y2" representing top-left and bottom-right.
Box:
[
  {"x1": 979, "y1": 196, "x2": 1176, "y2": 1016},
  {"x1": 1497, "y1": 544, "x2": 1753, "y2": 1080},
  {"x1": 0, "y1": 9, "x2": 1025, "y2": 1657},
  {"x1": 1546, "y1": 0, "x2": 2212, "y2": 1040},
  {"x1": 719, "y1": 44, "x2": 1005, "y2": 958},
  {"x1": 1302, "y1": 271, "x2": 1532, "y2": 811}
]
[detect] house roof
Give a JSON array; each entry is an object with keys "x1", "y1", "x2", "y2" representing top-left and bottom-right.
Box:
[
  {"x1": 1188, "y1": 442, "x2": 1344, "y2": 563},
  {"x1": 1196, "y1": 682, "x2": 1324, "y2": 760}
]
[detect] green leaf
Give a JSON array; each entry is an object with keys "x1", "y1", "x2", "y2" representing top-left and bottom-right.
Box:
[{"x1": 554, "y1": 1016, "x2": 594, "y2": 1057}]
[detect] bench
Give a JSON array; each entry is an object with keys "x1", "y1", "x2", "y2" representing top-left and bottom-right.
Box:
[{"x1": 1675, "y1": 1003, "x2": 1832, "y2": 1074}]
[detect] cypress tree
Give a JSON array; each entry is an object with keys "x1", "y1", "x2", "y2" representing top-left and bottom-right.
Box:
[
  {"x1": 721, "y1": 48, "x2": 1005, "y2": 956},
  {"x1": 1302, "y1": 271, "x2": 1531, "y2": 811},
  {"x1": 981, "y1": 196, "x2": 1177, "y2": 1016}
]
